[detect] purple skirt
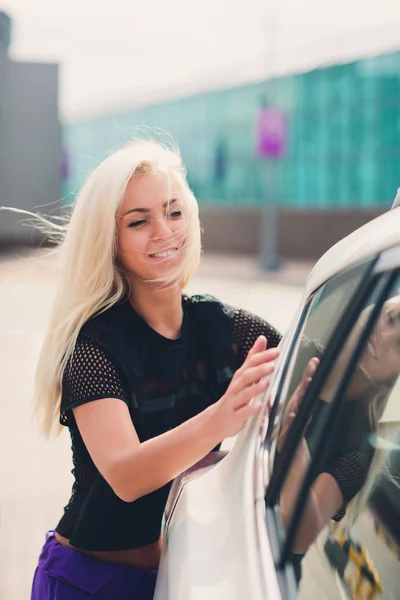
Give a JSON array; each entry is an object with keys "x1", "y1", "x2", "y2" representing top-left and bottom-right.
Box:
[{"x1": 31, "y1": 532, "x2": 158, "y2": 600}]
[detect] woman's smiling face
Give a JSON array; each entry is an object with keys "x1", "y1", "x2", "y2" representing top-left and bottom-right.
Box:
[
  {"x1": 117, "y1": 171, "x2": 186, "y2": 283},
  {"x1": 360, "y1": 297, "x2": 400, "y2": 383}
]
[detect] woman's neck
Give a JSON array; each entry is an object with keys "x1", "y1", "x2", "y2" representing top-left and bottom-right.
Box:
[
  {"x1": 321, "y1": 366, "x2": 371, "y2": 403},
  {"x1": 128, "y1": 281, "x2": 184, "y2": 340}
]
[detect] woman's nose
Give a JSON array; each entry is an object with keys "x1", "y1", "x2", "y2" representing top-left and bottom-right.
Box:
[
  {"x1": 152, "y1": 216, "x2": 172, "y2": 240},
  {"x1": 381, "y1": 330, "x2": 398, "y2": 356}
]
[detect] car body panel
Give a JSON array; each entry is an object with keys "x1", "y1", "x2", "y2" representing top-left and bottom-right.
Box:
[
  {"x1": 304, "y1": 208, "x2": 400, "y2": 301},
  {"x1": 155, "y1": 409, "x2": 282, "y2": 600}
]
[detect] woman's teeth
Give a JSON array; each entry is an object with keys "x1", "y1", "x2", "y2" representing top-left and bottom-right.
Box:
[{"x1": 150, "y1": 249, "x2": 178, "y2": 259}]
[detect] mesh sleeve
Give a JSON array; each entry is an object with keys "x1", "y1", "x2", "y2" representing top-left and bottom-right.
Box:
[
  {"x1": 324, "y1": 450, "x2": 373, "y2": 521},
  {"x1": 60, "y1": 335, "x2": 129, "y2": 426},
  {"x1": 226, "y1": 305, "x2": 282, "y2": 359}
]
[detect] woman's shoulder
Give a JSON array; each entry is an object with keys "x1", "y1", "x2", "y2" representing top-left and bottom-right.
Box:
[
  {"x1": 228, "y1": 305, "x2": 282, "y2": 349},
  {"x1": 79, "y1": 300, "x2": 127, "y2": 343},
  {"x1": 186, "y1": 293, "x2": 279, "y2": 324},
  {"x1": 185, "y1": 294, "x2": 282, "y2": 350},
  {"x1": 184, "y1": 294, "x2": 231, "y2": 318},
  {"x1": 185, "y1": 294, "x2": 246, "y2": 324},
  {"x1": 185, "y1": 293, "x2": 223, "y2": 306},
  {"x1": 73, "y1": 300, "x2": 138, "y2": 379},
  {"x1": 185, "y1": 294, "x2": 251, "y2": 316}
]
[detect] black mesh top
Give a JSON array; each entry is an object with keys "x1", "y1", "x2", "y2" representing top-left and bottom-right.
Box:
[
  {"x1": 306, "y1": 397, "x2": 374, "y2": 521},
  {"x1": 55, "y1": 294, "x2": 281, "y2": 551},
  {"x1": 291, "y1": 396, "x2": 374, "y2": 583}
]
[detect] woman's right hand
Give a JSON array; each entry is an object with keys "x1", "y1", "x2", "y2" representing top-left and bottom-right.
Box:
[
  {"x1": 210, "y1": 336, "x2": 279, "y2": 440},
  {"x1": 276, "y1": 357, "x2": 319, "y2": 452}
]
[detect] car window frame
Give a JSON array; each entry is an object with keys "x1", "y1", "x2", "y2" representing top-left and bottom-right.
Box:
[
  {"x1": 280, "y1": 268, "x2": 399, "y2": 566},
  {"x1": 262, "y1": 295, "x2": 315, "y2": 462},
  {"x1": 265, "y1": 257, "x2": 378, "y2": 509},
  {"x1": 255, "y1": 256, "x2": 378, "y2": 598}
]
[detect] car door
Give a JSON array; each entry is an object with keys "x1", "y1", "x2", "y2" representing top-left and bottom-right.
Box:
[
  {"x1": 154, "y1": 257, "x2": 375, "y2": 600},
  {"x1": 263, "y1": 246, "x2": 400, "y2": 599}
]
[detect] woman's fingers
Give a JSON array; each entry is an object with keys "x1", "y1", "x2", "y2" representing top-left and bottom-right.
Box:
[
  {"x1": 247, "y1": 335, "x2": 267, "y2": 357},
  {"x1": 287, "y1": 357, "x2": 320, "y2": 413},
  {"x1": 271, "y1": 357, "x2": 320, "y2": 448},
  {"x1": 304, "y1": 357, "x2": 319, "y2": 380},
  {"x1": 247, "y1": 347, "x2": 279, "y2": 367},
  {"x1": 271, "y1": 411, "x2": 295, "y2": 443},
  {"x1": 214, "y1": 337, "x2": 281, "y2": 439},
  {"x1": 231, "y1": 361, "x2": 275, "y2": 393},
  {"x1": 277, "y1": 413, "x2": 296, "y2": 451},
  {"x1": 234, "y1": 378, "x2": 270, "y2": 410},
  {"x1": 234, "y1": 399, "x2": 263, "y2": 420},
  {"x1": 229, "y1": 343, "x2": 280, "y2": 403},
  {"x1": 233, "y1": 347, "x2": 279, "y2": 383}
]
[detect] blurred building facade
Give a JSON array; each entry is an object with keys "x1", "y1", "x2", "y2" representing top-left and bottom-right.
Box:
[
  {"x1": 63, "y1": 50, "x2": 400, "y2": 259},
  {"x1": 0, "y1": 12, "x2": 61, "y2": 246}
]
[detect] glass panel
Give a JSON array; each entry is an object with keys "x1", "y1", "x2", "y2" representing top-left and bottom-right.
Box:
[
  {"x1": 269, "y1": 261, "x2": 371, "y2": 479},
  {"x1": 277, "y1": 275, "x2": 400, "y2": 598}
]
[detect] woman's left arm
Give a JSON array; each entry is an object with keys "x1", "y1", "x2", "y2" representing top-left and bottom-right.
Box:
[
  {"x1": 276, "y1": 358, "x2": 346, "y2": 554},
  {"x1": 281, "y1": 443, "x2": 372, "y2": 554},
  {"x1": 281, "y1": 448, "x2": 343, "y2": 554}
]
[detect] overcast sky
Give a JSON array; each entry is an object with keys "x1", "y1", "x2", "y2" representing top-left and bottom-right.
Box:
[{"x1": 2, "y1": 0, "x2": 400, "y2": 120}]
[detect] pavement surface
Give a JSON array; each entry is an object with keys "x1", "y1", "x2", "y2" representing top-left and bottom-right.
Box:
[{"x1": 0, "y1": 249, "x2": 312, "y2": 600}]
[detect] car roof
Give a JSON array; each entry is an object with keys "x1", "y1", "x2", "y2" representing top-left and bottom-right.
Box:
[{"x1": 304, "y1": 205, "x2": 400, "y2": 298}]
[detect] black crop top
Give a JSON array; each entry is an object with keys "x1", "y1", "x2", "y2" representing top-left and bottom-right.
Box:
[
  {"x1": 306, "y1": 397, "x2": 374, "y2": 521},
  {"x1": 55, "y1": 294, "x2": 281, "y2": 551}
]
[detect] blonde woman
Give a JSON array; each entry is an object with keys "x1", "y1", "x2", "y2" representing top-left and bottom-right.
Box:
[{"x1": 29, "y1": 139, "x2": 281, "y2": 600}]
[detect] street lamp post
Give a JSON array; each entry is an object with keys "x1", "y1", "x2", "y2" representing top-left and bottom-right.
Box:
[
  {"x1": 258, "y1": 1, "x2": 282, "y2": 272},
  {"x1": 260, "y1": 160, "x2": 280, "y2": 270}
]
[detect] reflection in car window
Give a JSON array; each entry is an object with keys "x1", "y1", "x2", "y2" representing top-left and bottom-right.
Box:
[
  {"x1": 270, "y1": 262, "x2": 370, "y2": 438},
  {"x1": 301, "y1": 300, "x2": 400, "y2": 600},
  {"x1": 264, "y1": 263, "x2": 370, "y2": 580},
  {"x1": 274, "y1": 273, "x2": 400, "y2": 599},
  {"x1": 269, "y1": 262, "x2": 370, "y2": 477}
]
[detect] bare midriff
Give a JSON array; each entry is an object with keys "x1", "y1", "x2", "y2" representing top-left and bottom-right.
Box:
[{"x1": 54, "y1": 532, "x2": 162, "y2": 569}]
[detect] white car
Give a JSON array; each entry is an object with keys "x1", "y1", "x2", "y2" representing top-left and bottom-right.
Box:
[{"x1": 155, "y1": 205, "x2": 400, "y2": 600}]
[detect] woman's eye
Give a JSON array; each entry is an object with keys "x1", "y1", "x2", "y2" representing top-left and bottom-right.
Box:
[
  {"x1": 387, "y1": 313, "x2": 396, "y2": 326},
  {"x1": 168, "y1": 210, "x2": 182, "y2": 219},
  {"x1": 128, "y1": 219, "x2": 147, "y2": 228}
]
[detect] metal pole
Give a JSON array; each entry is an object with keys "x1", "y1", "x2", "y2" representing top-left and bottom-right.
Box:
[
  {"x1": 259, "y1": 1, "x2": 281, "y2": 271},
  {"x1": 260, "y1": 159, "x2": 280, "y2": 270}
]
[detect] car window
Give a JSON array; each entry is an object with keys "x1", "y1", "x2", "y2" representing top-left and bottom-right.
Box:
[
  {"x1": 262, "y1": 260, "x2": 372, "y2": 589},
  {"x1": 297, "y1": 276, "x2": 400, "y2": 600},
  {"x1": 267, "y1": 267, "x2": 400, "y2": 598},
  {"x1": 267, "y1": 260, "x2": 372, "y2": 479}
]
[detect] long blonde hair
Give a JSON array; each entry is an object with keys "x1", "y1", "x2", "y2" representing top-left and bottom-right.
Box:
[{"x1": 33, "y1": 139, "x2": 201, "y2": 438}]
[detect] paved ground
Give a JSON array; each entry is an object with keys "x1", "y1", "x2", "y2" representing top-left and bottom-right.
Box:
[{"x1": 0, "y1": 249, "x2": 311, "y2": 600}]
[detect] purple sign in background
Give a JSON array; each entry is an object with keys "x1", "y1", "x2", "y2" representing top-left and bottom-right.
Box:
[{"x1": 256, "y1": 107, "x2": 287, "y2": 159}]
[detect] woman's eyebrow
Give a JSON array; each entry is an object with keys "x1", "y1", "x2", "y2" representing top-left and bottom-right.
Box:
[
  {"x1": 121, "y1": 198, "x2": 177, "y2": 217},
  {"x1": 164, "y1": 198, "x2": 178, "y2": 208},
  {"x1": 122, "y1": 207, "x2": 148, "y2": 216}
]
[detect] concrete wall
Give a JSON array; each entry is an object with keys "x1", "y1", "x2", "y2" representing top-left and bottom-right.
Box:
[
  {"x1": 199, "y1": 207, "x2": 384, "y2": 260},
  {"x1": 0, "y1": 58, "x2": 61, "y2": 245}
]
